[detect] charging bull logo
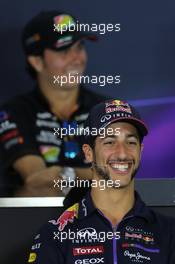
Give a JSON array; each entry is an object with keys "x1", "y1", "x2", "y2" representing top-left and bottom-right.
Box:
[
  {"x1": 143, "y1": 236, "x2": 154, "y2": 242},
  {"x1": 105, "y1": 100, "x2": 126, "y2": 107},
  {"x1": 105, "y1": 99, "x2": 132, "y2": 114},
  {"x1": 49, "y1": 203, "x2": 79, "y2": 231}
]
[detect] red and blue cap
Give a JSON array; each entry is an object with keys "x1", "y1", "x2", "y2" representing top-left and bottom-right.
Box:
[{"x1": 84, "y1": 99, "x2": 148, "y2": 142}]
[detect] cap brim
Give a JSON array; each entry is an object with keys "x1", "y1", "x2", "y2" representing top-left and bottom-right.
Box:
[
  {"x1": 50, "y1": 31, "x2": 97, "y2": 51},
  {"x1": 74, "y1": 32, "x2": 98, "y2": 41},
  {"x1": 102, "y1": 117, "x2": 148, "y2": 137}
]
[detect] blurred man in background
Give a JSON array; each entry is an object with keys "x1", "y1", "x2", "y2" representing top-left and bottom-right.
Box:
[{"x1": 0, "y1": 10, "x2": 106, "y2": 196}]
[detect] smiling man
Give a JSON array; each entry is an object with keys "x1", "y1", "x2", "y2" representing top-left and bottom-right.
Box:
[
  {"x1": 88, "y1": 121, "x2": 142, "y2": 187},
  {"x1": 0, "y1": 11, "x2": 106, "y2": 196},
  {"x1": 26, "y1": 99, "x2": 175, "y2": 263}
]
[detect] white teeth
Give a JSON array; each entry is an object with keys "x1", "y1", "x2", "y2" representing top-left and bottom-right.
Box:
[
  {"x1": 67, "y1": 70, "x2": 81, "y2": 75},
  {"x1": 110, "y1": 164, "x2": 129, "y2": 171}
]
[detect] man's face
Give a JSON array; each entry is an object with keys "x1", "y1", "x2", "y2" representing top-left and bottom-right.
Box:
[
  {"x1": 41, "y1": 40, "x2": 87, "y2": 89},
  {"x1": 84, "y1": 122, "x2": 143, "y2": 189}
]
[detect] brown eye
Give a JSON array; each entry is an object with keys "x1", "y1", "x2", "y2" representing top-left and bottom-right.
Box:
[{"x1": 104, "y1": 139, "x2": 114, "y2": 145}]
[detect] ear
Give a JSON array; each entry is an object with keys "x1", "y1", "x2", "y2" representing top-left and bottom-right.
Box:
[
  {"x1": 27, "y1": 55, "x2": 44, "y2": 73},
  {"x1": 82, "y1": 144, "x2": 93, "y2": 163}
]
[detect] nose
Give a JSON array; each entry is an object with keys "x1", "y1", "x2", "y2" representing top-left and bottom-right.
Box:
[
  {"x1": 114, "y1": 142, "x2": 128, "y2": 160},
  {"x1": 69, "y1": 46, "x2": 80, "y2": 59},
  {"x1": 69, "y1": 45, "x2": 86, "y2": 63}
]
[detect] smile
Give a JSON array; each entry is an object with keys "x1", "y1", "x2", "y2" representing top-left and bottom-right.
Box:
[
  {"x1": 66, "y1": 69, "x2": 82, "y2": 75},
  {"x1": 108, "y1": 161, "x2": 133, "y2": 174}
]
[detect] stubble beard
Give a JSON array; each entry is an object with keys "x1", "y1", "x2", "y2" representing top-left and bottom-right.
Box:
[{"x1": 92, "y1": 153, "x2": 139, "y2": 189}]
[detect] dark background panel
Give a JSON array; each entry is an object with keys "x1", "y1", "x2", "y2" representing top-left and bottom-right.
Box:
[{"x1": 1, "y1": 0, "x2": 175, "y2": 102}]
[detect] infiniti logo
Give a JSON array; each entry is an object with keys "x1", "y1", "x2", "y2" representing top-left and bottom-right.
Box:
[
  {"x1": 126, "y1": 226, "x2": 134, "y2": 232},
  {"x1": 100, "y1": 114, "x2": 111, "y2": 123},
  {"x1": 77, "y1": 228, "x2": 97, "y2": 239}
]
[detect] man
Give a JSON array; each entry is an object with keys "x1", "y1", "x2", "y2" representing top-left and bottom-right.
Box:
[
  {"x1": 0, "y1": 11, "x2": 106, "y2": 196},
  {"x1": 26, "y1": 99, "x2": 175, "y2": 263}
]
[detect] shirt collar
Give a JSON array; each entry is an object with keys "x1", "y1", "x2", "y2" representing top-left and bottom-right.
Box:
[
  {"x1": 124, "y1": 191, "x2": 154, "y2": 223},
  {"x1": 78, "y1": 190, "x2": 153, "y2": 223},
  {"x1": 78, "y1": 190, "x2": 96, "y2": 219}
]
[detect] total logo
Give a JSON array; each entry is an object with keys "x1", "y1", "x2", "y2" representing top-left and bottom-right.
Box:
[
  {"x1": 73, "y1": 245, "x2": 104, "y2": 256},
  {"x1": 75, "y1": 258, "x2": 104, "y2": 264}
]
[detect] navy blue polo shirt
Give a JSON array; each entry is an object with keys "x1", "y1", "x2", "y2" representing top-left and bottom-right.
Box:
[{"x1": 26, "y1": 190, "x2": 175, "y2": 263}]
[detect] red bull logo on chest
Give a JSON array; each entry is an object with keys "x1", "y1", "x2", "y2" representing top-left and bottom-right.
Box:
[{"x1": 49, "y1": 203, "x2": 79, "y2": 231}]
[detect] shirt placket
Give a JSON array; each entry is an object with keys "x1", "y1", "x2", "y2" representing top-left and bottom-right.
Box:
[{"x1": 97, "y1": 209, "x2": 134, "y2": 264}]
